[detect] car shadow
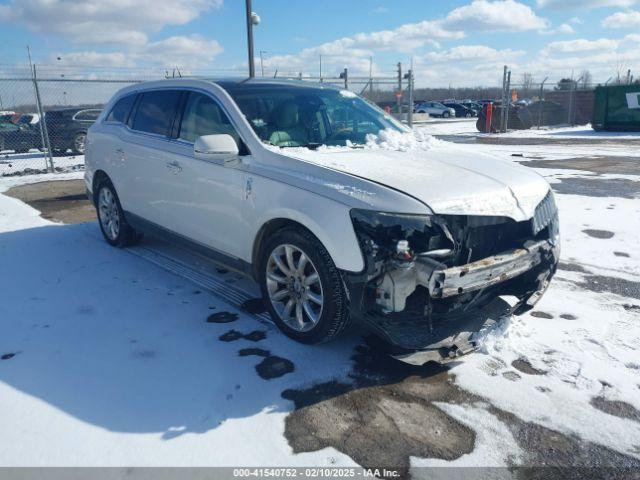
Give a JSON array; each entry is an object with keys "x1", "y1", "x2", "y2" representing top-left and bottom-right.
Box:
[{"x1": 0, "y1": 221, "x2": 449, "y2": 441}]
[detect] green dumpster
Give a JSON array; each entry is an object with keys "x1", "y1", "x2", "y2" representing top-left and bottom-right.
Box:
[{"x1": 592, "y1": 85, "x2": 640, "y2": 132}]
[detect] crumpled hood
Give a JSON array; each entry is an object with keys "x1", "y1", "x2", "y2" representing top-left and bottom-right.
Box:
[{"x1": 280, "y1": 144, "x2": 550, "y2": 221}]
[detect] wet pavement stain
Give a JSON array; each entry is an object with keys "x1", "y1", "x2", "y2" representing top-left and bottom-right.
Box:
[
  {"x1": 582, "y1": 229, "x2": 615, "y2": 239},
  {"x1": 622, "y1": 304, "x2": 640, "y2": 313},
  {"x1": 566, "y1": 273, "x2": 640, "y2": 300},
  {"x1": 219, "y1": 330, "x2": 243, "y2": 342},
  {"x1": 238, "y1": 348, "x2": 270, "y2": 357},
  {"x1": 560, "y1": 313, "x2": 578, "y2": 320},
  {"x1": 280, "y1": 342, "x2": 640, "y2": 474},
  {"x1": 255, "y1": 356, "x2": 295, "y2": 380},
  {"x1": 206, "y1": 311, "x2": 239, "y2": 323},
  {"x1": 590, "y1": 397, "x2": 640, "y2": 422},
  {"x1": 551, "y1": 177, "x2": 640, "y2": 199},
  {"x1": 559, "y1": 262, "x2": 590, "y2": 274},
  {"x1": 240, "y1": 297, "x2": 267, "y2": 314},
  {"x1": 512, "y1": 358, "x2": 547, "y2": 376},
  {"x1": 531, "y1": 311, "x2": 554, "y2": 319},
  {"x1": 219, "y1": 330, "x2": 267, "y2": 343},
  {"x1": 614, "y1": 251, "x2": 630, "y2": 258},
  {"x1": 502, "y1": 371, "x2": 522, "y2": 381}
]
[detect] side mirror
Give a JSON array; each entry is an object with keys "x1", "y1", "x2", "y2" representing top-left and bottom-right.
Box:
[{"x1": 194, "y1": 134, "x2": 240, "y2": 166}]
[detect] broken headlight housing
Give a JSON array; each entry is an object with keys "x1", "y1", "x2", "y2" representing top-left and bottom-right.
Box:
[{"x1": 350, "y1": 209, "x2": 454, "y2": 264}]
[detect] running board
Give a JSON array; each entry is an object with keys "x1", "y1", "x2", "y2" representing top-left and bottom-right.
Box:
[{"x1": 127, "y1": 240, "x2": 274, "y2": 328}]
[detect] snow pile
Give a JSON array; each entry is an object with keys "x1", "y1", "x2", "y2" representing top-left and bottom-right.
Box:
[{"x1": 363, "y1": 128, "x2": 435, "y2": 152}]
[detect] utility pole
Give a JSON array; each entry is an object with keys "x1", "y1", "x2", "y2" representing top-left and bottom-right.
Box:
[
  {"x1": 245, "y1": 0, "x2": 257, "y2": 77},
  {"x1": 397, "y1": 62, "x2": 403, "y2": 115},
  {"x1": 319, "y1": 55, "x2": 322, "y2": 82}
]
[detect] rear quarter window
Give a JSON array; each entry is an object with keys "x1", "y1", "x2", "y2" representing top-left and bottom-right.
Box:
[{"x1": 106, "y1": 95, "x2": 136, "y2": 124}]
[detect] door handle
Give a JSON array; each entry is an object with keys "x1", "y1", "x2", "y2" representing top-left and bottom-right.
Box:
[{"x1": 166, "y1": 160, "x2": 182, "y2": 173}]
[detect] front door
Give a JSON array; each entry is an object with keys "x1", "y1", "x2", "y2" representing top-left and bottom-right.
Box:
[{"x1": 160, "y1": 91, "x2": 249, "y2": 260}]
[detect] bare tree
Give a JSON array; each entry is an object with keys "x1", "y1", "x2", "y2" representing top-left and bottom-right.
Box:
[
  {"x1": 579, "y1": 70, "x2": 592, "y2": 89},
  {"x1": 521, "y1": 72, "x2": 534, "y2": 97},
  {"x1": 612, "y1": 55, "x2": 628, "y2": 85}
]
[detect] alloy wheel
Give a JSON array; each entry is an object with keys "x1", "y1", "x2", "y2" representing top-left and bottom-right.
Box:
[
  {"x1": 98, "y1": 187, "x2": 120, "y2": 241},
  {"x1": 74, "y1": 133, "x2": 86, "y2": 154},
  {"x1": 266, "y1": 244, "x2": 324, "y2": 332}
]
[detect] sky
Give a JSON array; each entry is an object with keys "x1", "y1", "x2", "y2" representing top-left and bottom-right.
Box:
[{"x1": 0, "y1": 0, "x2": 638, "y2": 87}]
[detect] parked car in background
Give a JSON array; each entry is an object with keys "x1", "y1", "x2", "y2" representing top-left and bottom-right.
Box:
[
  {"x1": 0, "y1": 113, "x2": 41, "y2": 153},
  {"x1": 443, "y1": 102, "x2": 476, "y2": 118},
  {"x1": 460, "y1": 101, "x2": 482, "y2": 114},
  {"x1": 86, "y1": 78, "x2": 559, "y2": 364},
  {"x1": 45, "y1": 107, "x2": 102, "y2": 155},
  {"x1": 414, "y1": 101, "x2": 456, "y2": 118}
]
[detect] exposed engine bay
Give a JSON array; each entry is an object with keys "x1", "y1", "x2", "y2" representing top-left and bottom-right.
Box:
[{"x1": 345, "y1": 190, "x2": 560, "y2": 363}]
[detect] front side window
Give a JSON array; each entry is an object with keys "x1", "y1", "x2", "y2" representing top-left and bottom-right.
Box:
[
  {"x1": 131, "y1": 90, "x2": 182, "y2": 136},
  {"x1": 224, "y1": 86, "x2": 406, "y2": 148},
  {"x1": 106, "y1": 95, "x2": 136, "y2": 124},
  {"x1": 178, "y1": 92, "x2": 238, "y2": 145}
]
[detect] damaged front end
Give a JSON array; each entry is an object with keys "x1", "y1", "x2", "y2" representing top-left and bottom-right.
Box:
[{"x1": 345, "y1": 190, "x2": 560, "y2": 365}]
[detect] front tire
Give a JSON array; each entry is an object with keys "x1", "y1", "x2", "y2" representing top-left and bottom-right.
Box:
[
  {"x1": 443, "y1": 111, "x2": 451, "y2": 118},
  {"x1": 96, "y1": 179, "x2": 141, "y2": 247},
  {"x1": 259, "y1": 227, "x2": 350, "y2": 344}
]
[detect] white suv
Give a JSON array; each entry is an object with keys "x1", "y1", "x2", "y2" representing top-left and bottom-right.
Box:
[{"x1": 85, "y1": 78, "x2": 559, "y2": 363}]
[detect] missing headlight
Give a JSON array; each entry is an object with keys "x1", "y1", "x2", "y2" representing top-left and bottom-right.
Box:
[{"x1": 350, "y1": 209, "x2": 455, "y2": 265}]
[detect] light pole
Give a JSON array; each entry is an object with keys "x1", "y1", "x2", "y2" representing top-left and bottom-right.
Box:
[
  {"x1": 259, "y1": 50, "x2": 266, "y2": 77},
  {"x1": 245, "y1": 0, "x2": 260, "y2": 77}
]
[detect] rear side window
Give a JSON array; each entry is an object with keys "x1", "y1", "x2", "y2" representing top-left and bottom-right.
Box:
[
  {"x1": 106, "y1": 95, "x2": 136, "y2": 123},
  {"x1": 131, "y1": 90, "x2": 182, "y2": 136}
]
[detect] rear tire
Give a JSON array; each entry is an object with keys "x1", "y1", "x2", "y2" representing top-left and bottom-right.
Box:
[
  {"x1": 258, "y1": 227, "x2": 350, "y2": 344},
  {"x1": 71, "y1": 132, "x2": 86, "y2": 155},
  {"x1": 95, "y1": 178, "x2": 142, "y2": 247},
  {"x1": 443, "y1": 111, "x2": 450, "y2": 118}
]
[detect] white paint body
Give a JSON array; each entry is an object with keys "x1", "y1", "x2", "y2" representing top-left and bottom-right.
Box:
[{"x1": 85, "y1": 79, "x2": 551, "y2": 274}]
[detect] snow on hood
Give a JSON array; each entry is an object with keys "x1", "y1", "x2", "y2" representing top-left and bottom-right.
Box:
[{"x1": 272, "y1": 130, "x2": 550, "y2": 221}]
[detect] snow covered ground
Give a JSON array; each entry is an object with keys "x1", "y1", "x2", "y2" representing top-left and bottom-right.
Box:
[
  {"x1": 1, "y1": 126, "x2": 639, "y2": 473},
  {"x1": 417, "y1": 118, "x2": 640, "y2": 140},
  {"x1": 1, "y1": 150, "x2": 84, "y2": 176}
]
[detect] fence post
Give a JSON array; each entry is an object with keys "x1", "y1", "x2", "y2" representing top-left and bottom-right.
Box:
[
  {"x1": 504, "y1": 70, "x2": 511, "y2": 133},
  {"x1": 500, "y1": 65, "x2": 508, "y2": 133},
  {"x1": 396, "y1": 62, "x2": 403, "y2": 115},
  {"x1": 343, "y1": 68, "x2": 348, "y2": 90},
  {"x1": 31, "y1": 64, "x2": 54, "y2": 172},
  {"x1": 568, "y1": 80, "x2": 575, "y2": 126},
  {"x1": 407, "y1": 69, "x2": 414, "y2": 128},
  {"x1": 538, "y1": 77, "x2": 548, "y2": 129}
]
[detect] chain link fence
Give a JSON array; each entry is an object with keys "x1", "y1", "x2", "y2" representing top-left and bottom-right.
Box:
[{"x1": 0, "y1": 66, "x2": 145, "y2": 176}]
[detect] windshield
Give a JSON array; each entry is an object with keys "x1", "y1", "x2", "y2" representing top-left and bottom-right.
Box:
[{"x1": 224, "y1": 86, "x2": 407, "y2": 148}]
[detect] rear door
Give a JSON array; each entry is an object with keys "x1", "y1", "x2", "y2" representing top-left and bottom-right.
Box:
[{"x1": 118, "y1": 89, "x2": 183, "y2": 227}]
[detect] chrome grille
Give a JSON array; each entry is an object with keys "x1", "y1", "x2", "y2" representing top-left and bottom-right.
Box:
[{"x1": 532, "y1": 190, "x2": 558, "y2": 236}]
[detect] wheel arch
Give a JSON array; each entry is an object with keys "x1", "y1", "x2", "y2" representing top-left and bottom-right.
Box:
[
  {"x1": 91, "y1": 169, "x2": 110, "y2": 206},
  {"x1": 250, "y1": 213, "x2": 364, "y2": 280},
  {"x1": 251, "y1": 218, "x2": 316, "y2": 280}
]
